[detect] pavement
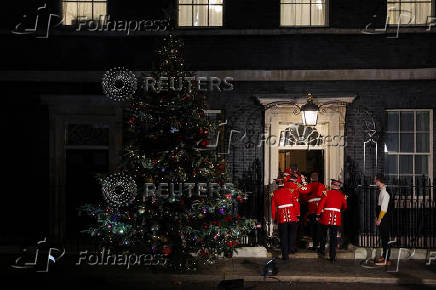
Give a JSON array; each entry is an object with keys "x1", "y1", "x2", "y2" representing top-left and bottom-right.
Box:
[{"x1": 2, "y1": 250, "x2": 436, "y2": 289}]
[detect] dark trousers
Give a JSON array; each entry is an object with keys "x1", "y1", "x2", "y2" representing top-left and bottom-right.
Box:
[
  {"x1": 308, "y1": 214, "x2": 320, "y2": 248},
  {"x1": 319, "y1": 224, "x2": 338, "y2": 259},
  {"x1": 278, "y1": 222, "x2": 298, "y2": 259},
  {"x1": 380, "y1": 219, "x2": 391, "y2": 261}
]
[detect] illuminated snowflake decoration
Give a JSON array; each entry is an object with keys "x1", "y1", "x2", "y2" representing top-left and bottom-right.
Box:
[
  {"x1": 102, "y1": 67, "x2": 137, "y2": 102},
  {"x1": 102, "y1": 172, "x2": 138, "y2": 207}
]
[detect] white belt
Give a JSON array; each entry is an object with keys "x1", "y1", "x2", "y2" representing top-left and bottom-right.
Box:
[
  {"x1": 323, "y1": 207, "x2": 340, "y2": 212},
  {"x1": 308, "y1": 198, "x2": 321, "y2": 203},
  {"x1": 278, "y1": 203, "x2": 293, "y2": 209}
]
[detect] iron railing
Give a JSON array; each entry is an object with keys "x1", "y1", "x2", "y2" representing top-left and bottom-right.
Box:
[{"x1": 356, "y1": 178, "x2": 436, "y2": 248}]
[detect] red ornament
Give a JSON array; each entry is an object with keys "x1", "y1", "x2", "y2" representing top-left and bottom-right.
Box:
[
  {"x1": 224, "y1": 215, "x2": 232, "y2": 222},
  {"x1": 162, "y1": 245, "x2": 172, "y2": 256},
  {"x1": 200, "y1": 139, "x2": 209, "y2": 147}
]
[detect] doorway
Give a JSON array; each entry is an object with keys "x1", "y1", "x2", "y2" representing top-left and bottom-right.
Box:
[{"x1": 279, "y1": 149, "x2": 324, "y2": 182}]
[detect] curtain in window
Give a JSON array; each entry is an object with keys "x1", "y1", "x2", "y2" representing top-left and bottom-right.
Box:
[
  {"x1": 281, "y1": 0, "x2": 325, "y2": 26},
  {"x1": 388, "y1": 1, "x2": 432, "y2": 25},
  {"x1": 178, "y1": 0, "x2": 223, "y2": 27}
]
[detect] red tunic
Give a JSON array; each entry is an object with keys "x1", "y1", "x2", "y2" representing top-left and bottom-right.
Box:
[
  {"x1": 305, "y1": 182, "x2": 326, "y2": 215},
  {"x1": 316, "y1": 189, "x2": 347, "y2": 226},
  {"x1": 271, "y1": 186, "x2": 299, "y2": 223},
  {"x1": 285, "y1": 181, "x2": 304, "y2": 216}
]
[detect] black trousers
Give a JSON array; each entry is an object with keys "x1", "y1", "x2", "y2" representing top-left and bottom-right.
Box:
[
  {"x1": 319, "y1": 224, "x2": 338, "y2": 259},
  {"x1": 308, "y1": 214, "x2": 320, "y2": 248},
  {"x1": 380, "y1": 219, "x2": 392, "y2": 261},
  {"x1": 278, "y1": 222, "x2": 298, "y2": 259}
]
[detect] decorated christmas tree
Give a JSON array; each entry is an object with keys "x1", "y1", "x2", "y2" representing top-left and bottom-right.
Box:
[{"x1": 80, "y1": 35, "x2": 256, "y2": 271}]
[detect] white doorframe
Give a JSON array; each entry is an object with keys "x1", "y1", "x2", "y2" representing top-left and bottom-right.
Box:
[{"x1": 258, "y1": 95, "x2": 355, "y2": 236}]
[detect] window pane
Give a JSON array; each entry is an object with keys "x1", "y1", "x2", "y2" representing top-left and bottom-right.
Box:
[
  {"x1": 93, "y1": 3, "x2": 106, "y2": 22},
  {"x1": 400, "y1": 2, "x2": 416, "y2": 25},
  {"x1": 311, "y1": 2, "x2": 325, "y2": 25},
  {"x1": 385, "y1": 133, "x2": 399, "y2": 152},
  {"x1": 385, "y1": 155, "x2": 398, "y2": 174},
  {"x1": 179, "y1": 0, "x2": 192, "y2": 4},
  {"x1": 209, "y1": 5, "x2": 223, "y2": 26},
  {"x1": 193, "y1": 5, "x2": 208, "y2": 26},
  {"x1": 281, "y1": 4, "x2": 296, "y2": 26},
  {"x1": 78, "y1": 2, "x2": 93, "y2": 21},
  {"x1": 387, "y1": 1, "x2": 432, "y2": 25},
  {"x1": 416, "y1": 111, "x2": 429, "y2": 131},
  {"x1": 296, "y1": 4, "x2": 311, "y2": 25},
  {"x1": 179, "y1": 5, "x2": 192, "y2": 26},
  {"x1": 387, "y1": 111, "x2": 399, "y2": 131},
  {"x1": 400, "y1": 133, "x2": 414, "y2": 152},
  {"x1": 415, "y1": 155, "x2": 429, "y2": 175},
  {"x1": 63, "y1": 2, "x2": 77, "y2": 25},
  {"x1": 416, "y1": 133, "x2": 430, "y2": 152},
  {"x1": 387, "y1": 3, "x2": 400, "y2": 24},
  {"x1": 281, "y1": 1, "x2": 313, "y2": 26},
  {"x1": 209, "y1": 0, "x2": 223, "y2": 3},
  {"x1": 399, "y1": 155, "x2": 413, "y2": 174},
  {"x1": 400, "y1": 111, "x2": 414, "y2": 131},
  {"x1": 193, "y1": 0, "x2": 208, "y2": 3},
  {"x1": 416, "y1": 2, "x2": 432, "y2": 24}
]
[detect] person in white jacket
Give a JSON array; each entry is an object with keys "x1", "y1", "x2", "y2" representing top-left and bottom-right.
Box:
[{"x1": 374, "y1": 174, "x2": 392, "y2": 266}]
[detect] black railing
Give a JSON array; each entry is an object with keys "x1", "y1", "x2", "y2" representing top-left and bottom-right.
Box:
[{"x1": 356, "y1": 178, "x2": 436, "y2": 248}]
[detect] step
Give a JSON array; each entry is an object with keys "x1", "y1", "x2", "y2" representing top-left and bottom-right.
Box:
[{"x1": 267, "y1": 249, "x2": 355, "y2": 259}]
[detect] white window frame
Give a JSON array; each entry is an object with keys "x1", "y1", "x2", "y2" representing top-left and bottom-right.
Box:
[
  {"x1": 384, "y1": 109, "x2": 433, "y2": 200},
  {"x1": 177, "y1": 0, "x2": 224, "y2": 27},
  {"x1": 280, "y1": 0, "x2": 329, "y2": 27}
]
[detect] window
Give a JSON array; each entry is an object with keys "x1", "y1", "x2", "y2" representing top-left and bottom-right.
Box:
[
  {"x1": 62, "y1": 0, "x2": 107, "y2": 26},
  {"x1": 387, "y1": 0, "x2": 433, "y2": 25},
  {"x1": 280, "y1": 0, "x2": 327, "y2": 26},
  {"x1": 384, "y1": 110, "x2": 433, "y2": 188},
  {"x1": 178, "y1": 0, "x2": 223, "y2": 27}
]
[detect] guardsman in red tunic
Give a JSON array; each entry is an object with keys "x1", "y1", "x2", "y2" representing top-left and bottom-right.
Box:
[
  {"x1": 272, "y1": 178, "x2": 299, "y2": 260},
  {"x1": 316, "y1": 179, "x2": 347, "y2": 263},
  {"x1": 283, "y1": 168, "x2": 292, "y2": 184},
  {"x1": 305, "y1": 171, "x2": 326, "y2": 251},
  {"x1": 284, "y1": 173, "x2": 306, "y2": 253}
]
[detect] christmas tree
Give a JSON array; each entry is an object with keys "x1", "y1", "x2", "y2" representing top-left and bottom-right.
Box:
[{"x1": 80, "y1": 35, "x2": 256, "y2": 271}]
